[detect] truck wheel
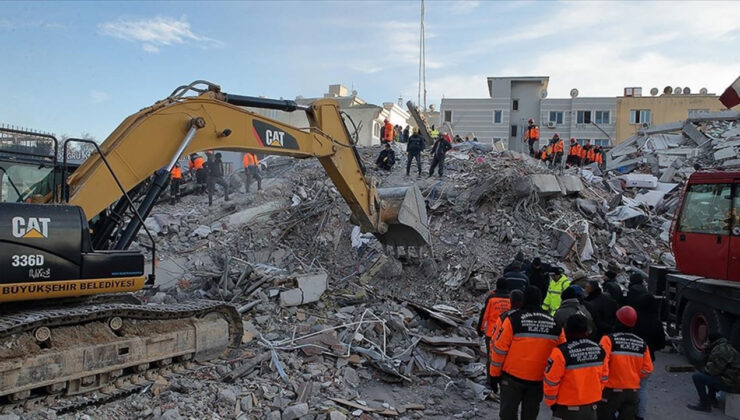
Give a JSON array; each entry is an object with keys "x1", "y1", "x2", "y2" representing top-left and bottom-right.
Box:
[{"x1": 681, "y1": 302, "x2": 725, "y2": 366}]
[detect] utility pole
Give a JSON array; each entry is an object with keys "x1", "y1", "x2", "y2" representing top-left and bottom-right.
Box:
[{"x1": 417, "y1": 0, "x2": 426, "y2": 112}]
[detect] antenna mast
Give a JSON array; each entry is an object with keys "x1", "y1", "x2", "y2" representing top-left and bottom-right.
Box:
[{"x1": 417, "y1": 0, "x2": 427, "y2": 112}]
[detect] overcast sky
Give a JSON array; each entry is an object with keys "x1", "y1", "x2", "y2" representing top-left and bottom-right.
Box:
[{"x1": 2, "y1": 1, "x2": 739, "y2": 140}]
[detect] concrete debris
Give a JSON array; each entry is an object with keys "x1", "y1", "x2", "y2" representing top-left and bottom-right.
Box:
[{"x1": 44, "y1": 141, "x2": 681, "y2": 420}]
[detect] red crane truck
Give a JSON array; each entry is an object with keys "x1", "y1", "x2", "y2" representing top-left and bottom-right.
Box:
[{"x1": 650, "y1": 170, "x2": 740, "y2": 364}]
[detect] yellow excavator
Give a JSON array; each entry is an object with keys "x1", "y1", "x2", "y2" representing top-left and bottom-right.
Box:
[{"x1": 0, "y1": 81, "x2": 430, "y2": 410}]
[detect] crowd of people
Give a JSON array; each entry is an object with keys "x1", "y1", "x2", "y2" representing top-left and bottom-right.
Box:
[
  {"x1": 169, "y1": 151, "x2": 263, "y2": 206},
  {"x1": 478, "y1": 253, "x2": 740, "y2": 419},
  {"x1": 375, "y1": 120, "x2": 454, "y2": 178},
  {"x1": 522, "y1": 118, "x2": 606, "y2": 169}
]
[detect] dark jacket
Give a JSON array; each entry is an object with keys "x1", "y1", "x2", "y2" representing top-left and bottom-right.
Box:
[
  {"x1": 502, "y1": 266, "x2": 528, "y2": 292},
  {"x1": 626, "y1": 281, "x2": 649, "y2": 308},
  {"x1": 705, "y1": 338, "x2": 740, "y2": 392},
  {"x1": 585, "y1": 288, "x2": 618, "y2": 338},
  {"x1": 431, "y1": 138, "x2": 451, "y2": 159},
  {"x1": 527, "y1": 263, "x2": 553, "y2": 302},
  {"x1": 407, "y1": 134, "x2": 425, "y2": 153},
  {"x1": 603, "y1": 280, "x2": 624, "y2": 306},
  {"x1": 554, "y1": 298, "x2": 596, "y2": 337},
  {"x1": 376, "y1": 149, "x2": 396, "y2": 167},
  {"x1": 632, "y1": 294, "x2": 666, "y2": 361}
]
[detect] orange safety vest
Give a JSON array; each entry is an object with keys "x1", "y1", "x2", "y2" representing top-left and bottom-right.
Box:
[
  {"x1": 490, "y1": 309, "x2": 565, "y2": 381},
  {"x1": 478, "y1": 293, "x2": 511, "y2": 338},
  {"x1": 600, "y1": 333, "x2": 653, "y2": 390},
  {"x1": 586, "y1": 149, "x2": 595, "y2": 162},
  {"x1": 544, "y1": 338, "x2": 607, "y2": 407},
  {"x1": 524, "y1": 125, "x2": 540, "y2": 141},
  {"x1": 579, "y1": 146, "x2": 588, "y2": 159},
  {"x1": 554, "y1": 140, "x2": 564, "y2": 153},
  {"x1": 243, "y1": 153, "x2": 259, "y2": 167},
  {"x1": 569, "y1": 143, "x2": 580, "y2": 156},
  {"x1": 595, "y1": 152, "x2": 603, "y2": 165},
  {"x1": 383, "y1": 123, "x2": 394, "y2": 142},
  {"x1": 541, "y1": 151, "x2": 547, "y2": 160},
  {"x1": 189, "y1": 156, "x2": 204, "y2": 170},
  {"x1": 171, "y1": 166, "x2": 182, "y2": 179}
]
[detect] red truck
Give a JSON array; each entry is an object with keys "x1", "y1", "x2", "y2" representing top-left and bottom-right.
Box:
[{"x1": 651, "y1": 170, "x2": 740, "y2": 364}]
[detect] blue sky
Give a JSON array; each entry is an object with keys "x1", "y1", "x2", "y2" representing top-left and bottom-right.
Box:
[{"x1": 2, "y1": 1, "x2": 739, "y2": 140}]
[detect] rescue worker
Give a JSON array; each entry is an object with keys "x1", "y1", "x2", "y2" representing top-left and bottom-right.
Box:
[
  {"x1": 584, "y1": 279, "x2": 618, "y2": 338},
  {"x1": 594, "y1": 145, "x2": 604, "y2": 167},
  {"x1": 189, "y1": 153, "x2": 206, "y2": 194},
  {"x1": 626, "y1": 272, "x2": 649, "y2": 308},
  {"x1": 544, "y1": 314, "x2": 607, "y2": 420},
  {"x1": 243, "y1": 152, "x2": 262, "y2": 193},
  {"x1": 502, "y1": 259, "x2": 528, "y2": 292},
  {"x1": 489, "y1": 289, "x2": 524, "y2": 390},
  {"x1": 382, "y1": 119, "x2": 394, "y2": 144},
  {"x1": 169, "y1": 163, "x2": 182, "y2": 205},
  {"x1": 490, "y1": 286, "x2": 565, "y2": 420},
  {"x1": 402, "y1": 125, "x2": 410, "y2": 143},
  {"x1": 206, "y1": 152, "x2": 230, "y2": 206},
  {"x1": 552, "y1": 135, "x2": 564, "y2": 167},
  {"x1": 543, "y1": 267, "x2": 571, "y2": 315},
  {"x1": 567, "y1": 138, "x2": 580, "y2": 167},
  {"x1": 524, "y1": 118, "x2": 540, "y2": 157},
  {"x1": 586, "y1": 144, "x2": 596, "y2": 165},
  {"x1": 580, "y1": 140, "x2": 591, "y2": 166},
  {"x1": 603, "y1": 270, "x2": 624, "y2": 306},
  {"x1": 428, "y1": 134, "x2": 452, "y2": 177},
  {"x1": 430, "y1": 124, "x2": 439, "y2": 139},
  {"x1": 554, "y1": 286, "x2": 596, "y2": 337},
  {"x1": 478, "y1": 278, "x2": 511, "y2": 355},
  {"x1": 598, "y1": 306, "x2": 654, "y2": 420},
  {"x1": 375, "y1": 143, "x2": 396, "y2": 171},
  {"x1": 526, "y1": 257, "x2": 554, "y2": 304},
  {"x1": 687, "y1": 333, "x2": 740, "y2": 412},
  {"x1": 406, "y1": 128, "x2": 425, "y2": 176}
]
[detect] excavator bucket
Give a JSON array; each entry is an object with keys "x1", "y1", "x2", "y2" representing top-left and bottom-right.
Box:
[{"x1": 376, "y1": 185, "x2": 432, "y2": 249}]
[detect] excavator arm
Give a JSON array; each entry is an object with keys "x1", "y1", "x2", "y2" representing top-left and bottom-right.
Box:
[{"x1": 64, "y1": 82, "x2": 430, "y2": 248}]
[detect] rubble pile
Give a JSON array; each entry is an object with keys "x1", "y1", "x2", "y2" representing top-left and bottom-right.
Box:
[{"x1": 45, "y1": 144, "x2": 678, "y2": 419}]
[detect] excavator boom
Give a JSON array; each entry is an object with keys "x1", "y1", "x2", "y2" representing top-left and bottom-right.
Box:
[{"x1": 64, "y1": 82, "x2": 430, "y2": 248}]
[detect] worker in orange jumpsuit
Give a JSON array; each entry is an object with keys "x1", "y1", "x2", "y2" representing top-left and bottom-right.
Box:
[
  {"x1": 243, "y1": 152, "x2": 262, "y2": 193},
  {"x1": 586, "y1": 144, "x2": 596, "y2": 165},
  {"x1": 478, "y1": 278, "x2": 511, "y2": 385},
  {"x1": 594, "y1": 146, "x2": 604, "y2": 168},
  {"x1": 189, "y1": 153, "x2": 206, "y2": 194},
  {"x1": 488, "y1": 289, "x2": 524, "y2": 389},
  {"x1": 598, "y1": 306, "x2": 654, "y2": 420},
  {"x1": 566, "y1": 139, "x2": 580, "y2": 167},
  {"x1": 552, "y1": 135, "x2": 564, "y2": 167},
  {"x1": 524, "y1": 118, "x2": 540, "y2": 157},
  {"x1": 169, "y1": 163, "x2": 182, "y2": 205},
  {"x1": 579, "y1": 140, "x2": 591, "y2": 166},
  {"x1": 544, "y1": 314, "x2": 607, "y2": 420},
  {"x1": 382, "y1": 119, "x2": 394, "y2": 144},
  {"x1": 490, "y1": 286, "x2": 566, "y2": 420}
]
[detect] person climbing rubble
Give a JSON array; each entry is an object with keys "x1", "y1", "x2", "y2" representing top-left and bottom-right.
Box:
[
  {"x1": 428, "y1": 134, "x2": 452, "y2": 177},
  {"x1": 406, "y1": 128, "x2": 425, "y2": 176},
  {"x1": 375, "y1": 143, "x2": 396, "y2": 171},
  {"x1": 552, "y1": 135, "x2": 564, "y2": 168},
  {"x1": 566, "y1": 138, "x2": 581, "y2": 167},
  {"x1": 189, "y1": 153, "x2": 207, "y2": 194},
  {"x1": 206, "y1": 151, "x2": 230, "y2": 206},
  {"x1": 490, "y1": 286, "x2": 565, "y2": 420},
  {"x1": 524, "y1": 118, "x2": 540, "y2": 157},
  {"x1": 243, "y1": 152, "x2": 262, "y2": 193},
  {"x1": 169, "y1": 163, "x2": 182, "y2": 205}
]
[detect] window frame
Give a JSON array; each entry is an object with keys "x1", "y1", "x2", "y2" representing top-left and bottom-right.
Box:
[
  {"x1": 443, "y1": 110, "x2": 453, "y2": 123},
  {"x1": 549, "y1": 111, "x2": 563, "y2": 124},
  {"x1": 493, "y1": 110, "x2": 503, "y2": 124},
  {"x1": 576, "y1": 110, "x2": 592, "y2": 124},
  {"x1": 677, "y1": 183, "x2": 733, "y2": 235},
  {"x1": 512, "y1": 99, "x2": 519, "y2": 111},
  {"x1": 594, "y1": 111, "x2": 610, "y2": 124}
]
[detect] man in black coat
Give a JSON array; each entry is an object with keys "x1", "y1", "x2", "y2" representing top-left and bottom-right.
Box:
[
  {"x1": 584, "y1": 279, "x2": 618, "y2": 338},
  {"x1": 406, "y1": 129, "x2": 425, "y2": 176},
  {"x1": 375, "y1": 143, "x2": 396, "y2": 171},
  {"x1": 526, "y1": 257, "x2": 553, "y2": 304},
  {"x1": 603, "y1": 270, "x2": 624, "y2": 306},
  {"x1": 626, "y1": 272, "x2": 649, "y2": 307},
  {"x1": 428, "y1": 135, "x2": 452, "y2": 177}
]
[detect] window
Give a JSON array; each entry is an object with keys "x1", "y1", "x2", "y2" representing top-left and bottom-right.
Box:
[
  {"x1": 443, "y1": 110, "x2": 452, "y2": 123},
  {"x1": 512, "y1": 100, "x2": 519, "y2": 111},
  {"x1": 510, "y1": 125, "x2": 518, "y2": 137},
  {"x1": 677, "y1": 183, "x2": 732, "y2": 235},
  {"x1": 593, "y1": 139, "x2": 610, "y2": 147},
  {"x1": 548, "y1": 111, "x2": 563, "y2": 124},
  {"x1": 629, "y1": 109, "x2": 652, "y2": 124},
  {"x1": 594, "y1": 111, "x2": 610, "y2": 124},
  {"x1": 576, "y1": 111, "x2": 591, "y2": 124},
  {"x1": 493, "y1": 110, "x2": 503, "y2": 124},
  {"x1": 576, "y1": 139, "x2": 590, "y2": 145}
]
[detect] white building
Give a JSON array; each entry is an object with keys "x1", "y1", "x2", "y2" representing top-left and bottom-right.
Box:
[{"x1": 440, "y1": 76, "x2": 617, "y2": 152}]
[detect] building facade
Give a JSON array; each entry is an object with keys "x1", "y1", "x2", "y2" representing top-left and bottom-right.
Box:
[
  {"x1": 440, "y1": 76, "x2": 617, "y2": 151},
  {"x1": 615, "y1": 87, "x2": 729, "y2": 143}
]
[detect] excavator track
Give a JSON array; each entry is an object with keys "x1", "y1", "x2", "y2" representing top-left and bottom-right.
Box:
[{"x1": 0, "y1": 299, "x2": 242, "y2": 413}]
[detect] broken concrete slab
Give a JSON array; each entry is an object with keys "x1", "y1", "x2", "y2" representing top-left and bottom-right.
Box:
[
  {"x1": 280, "y1": 272, "x2": 328, "y2": 307},
  {"x1": 714, "y1": 147, "x2": 737, "y2": 161},
  {"x1": 618, "y1": 173, "x2": 658, "y2": 188},
  {"x1": 640, "y1": 120, "x2": 684, "y2": 135},
  {"x1": 226, "y1": 200, "x2": 288, "y2": 226},
  {"x1": 555, "y1": 231, "x2": 576, "y2": 258},
  {"x1": 687, "y1": 110, "x2": 740, "y2": 122},
  {"x1": 557, "y1": 175, "x2": 584, "y2": 196},
  {"x1": 634, "y1": 190, "x2": 667, "y2": 208},
  {"x1": 516, "y1": 174, "x2": 562, "y2": 198},
  {"x1": 607, "y1": 157, "x2": 642, "y2": 172},
  {"x1": 723, "y1": 159, "x2": 740, "y2": 167}
]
